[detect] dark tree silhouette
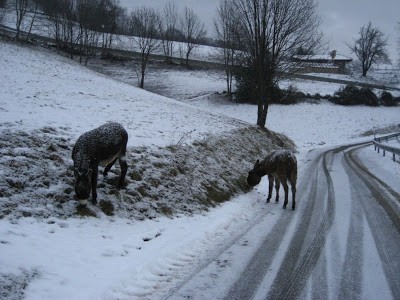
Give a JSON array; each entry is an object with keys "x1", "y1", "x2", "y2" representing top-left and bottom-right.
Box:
[
  {"x1": 224, "y1": 0, "x2": 322, "y2": 128},
  {"x1": 129, "y1": 7, "x2": 160, "y2": 89},
  {"x1": 348, "y1": 22, "x2": 390, "y2": 77},
  {"x1": 180, "y1": 6, "x2": 206, "y2": 66}
]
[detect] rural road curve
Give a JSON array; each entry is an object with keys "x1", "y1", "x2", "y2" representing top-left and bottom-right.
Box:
[{"x1": 164, "y1": 143, "x2": 400, "y2": 300}]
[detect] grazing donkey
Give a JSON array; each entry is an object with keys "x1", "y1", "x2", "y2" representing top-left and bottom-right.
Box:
[
  {"x1": 72, "y1": 122, "x2": 128, "y2": 205},
  {"x1": 247, "y1": 149, "x2": 297, "y2": 210}
]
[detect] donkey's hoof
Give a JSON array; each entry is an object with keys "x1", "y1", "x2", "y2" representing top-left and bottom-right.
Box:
[
  {"x1": 283, "y1": 204, "x2": 287, "y2": 209},
  {"x1": 266, "y1": 199, "x2": 271, "y2": 203}
]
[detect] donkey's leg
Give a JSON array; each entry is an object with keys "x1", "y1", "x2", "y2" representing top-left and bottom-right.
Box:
[
  {"x1": 290, "y1": 177, "x2": 297, "y2": 210},
  {"x1": 282, "y1": 180, "x2": 289, "y2": 209},
  {"x1": 103, "y1": 158, "x2": 118, "y2": 177},
  {"x1": 117, "y1": 155, "x2": 128, "y2": 188},
  {"x1": 274, "y1": 178, "x2": 280, "y2": 202},
  {"x1": 267, "y1": 175, "x2": 274, "y2": 203},
  {"x1": 91, "y1": 167, "x2": 99, "y2": 205}
]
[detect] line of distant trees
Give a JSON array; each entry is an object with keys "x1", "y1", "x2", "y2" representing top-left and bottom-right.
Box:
[
  {"x1": 0, "y1": 0, "x2": 212, "y2": 88},
  {"x1": 0, "y1": 1, "x2": 210, "y2": 62}
]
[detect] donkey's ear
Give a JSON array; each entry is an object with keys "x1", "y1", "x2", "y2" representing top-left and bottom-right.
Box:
[{"x1": 255, "y1": 159, "x2": 260, "y2": 166}]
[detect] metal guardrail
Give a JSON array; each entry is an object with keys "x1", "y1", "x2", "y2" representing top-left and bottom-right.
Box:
[{"x1": 373, "y1": 132, "x2": 400, "y2": 162}]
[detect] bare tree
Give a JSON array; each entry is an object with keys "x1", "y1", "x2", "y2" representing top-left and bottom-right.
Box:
[
  {"x1": 129, "y1": 7, "x2": 160, "y2": 88},
  {"x1": 13, "y1": 0, "x2": 29, "y2": 39},
  {"x1": 348, "y1": 21, "x2": 390, "y2": 77},
  {"x1": 25, "y1": 0, "x2": 40, "y2": 40},
  {"x1": 76, "y1": 0, "x2": 103, "y2": 64},
  {"x1": 98, "y1": 0, "x2": 125, "y2": 58},
  {"x1": 45, "y1": 0, "x2": 77, "y2": 59},
  {"x1": 159, "y1": 1, "x2": 178, "y2": 63},
  {"x1": 214, "y1": 0, "x2": 238, "y2": 99},
  {"x1": 180, "y1": 6, "x2": 206, "y2": 66},
  {"x1": 230, "y1": 0, "x2": 322, "y2": 128},
  {"x1": 10, "y1": 0, "x2": 41, "y2": 40}
]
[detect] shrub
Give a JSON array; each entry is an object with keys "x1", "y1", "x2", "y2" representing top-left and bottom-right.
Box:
[
  {"x1": 332, "y1": 85, "x2": 379, "y2": 106},
  {"x1": 360, "y1": 87, "x2": 379, "y2": 106},
  {"x1": 276, "y1": 85, "x2": 305, "y2": 105},
  {"x1": 234, "y1": 67, "x2": 304, "y2": 105},
  {"x1": 333, "y1": 85, "x2": 360, "y2": 105},
  {"x1": 380, "y1": 91, "x2": 396, "y2": 106},
  {"x1": 234, "y1": 66, "x2": 258, "y2": 104}
]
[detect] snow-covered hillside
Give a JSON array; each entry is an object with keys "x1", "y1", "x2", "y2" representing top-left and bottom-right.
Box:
[
  {"x1": 0, "y1": 41, "x2": 244, "y2": 147},
  {"x1": 1, "y1": 39, "x2": 400, "y2": 299}
]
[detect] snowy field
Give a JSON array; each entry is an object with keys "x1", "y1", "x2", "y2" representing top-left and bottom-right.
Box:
[{"x1": 1, "y1": 39, "x2": 400, "y2": 299}]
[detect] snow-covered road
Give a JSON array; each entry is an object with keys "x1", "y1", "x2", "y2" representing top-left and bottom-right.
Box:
[{"x1": 163, "y1": 143, "x2": 400, "y2": 299}]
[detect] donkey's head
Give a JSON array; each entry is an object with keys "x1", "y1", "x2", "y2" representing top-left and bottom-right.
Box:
[
  {"x1": 74, "y1": 168, "x2": 93, "y2": 200},
  {"x1": 247, "y1": 160, "x2": 262, "y2": 186}
]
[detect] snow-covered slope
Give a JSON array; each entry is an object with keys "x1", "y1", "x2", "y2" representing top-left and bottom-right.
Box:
[{"x1": 0, "y1": 40, "x2": 245, "y2": 148}]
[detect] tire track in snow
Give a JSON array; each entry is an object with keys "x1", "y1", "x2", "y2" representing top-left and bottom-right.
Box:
[
  {"x1": 223, "y1": 150, "x2": 324, "y2": 300},
  {"x1": 343, "y1": 146, "x2": 400, "y2": 298},
  {"x1": 346, "y1": 146, "x2": 400, "y2": 233},
  {"x1": 222, "y1": 210, "x2": 294, "y2": 300},
  {"x1": 156, "y1": 206, "x2": 276, "y2": 300},
  {"x1": 309, "y1": 249, "x2": 328, "y2": 299},
  {"x1": 338, "y1": 151, "x2": 364, "y2": 298},
  {"x1": 266, "y1": 150, "x2": 336, "y2": 299}
]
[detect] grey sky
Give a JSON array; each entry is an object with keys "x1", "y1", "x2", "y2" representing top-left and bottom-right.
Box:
[{"x1": 119, "y1": 0, "x2": 399, "y2": 61}]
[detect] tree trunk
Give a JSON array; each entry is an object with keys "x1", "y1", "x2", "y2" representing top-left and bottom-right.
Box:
[
  {"x1": 15, "y1": 14, "x2": 23, "y2": 39},
  {"x1": 185, "y1": 52, "x2": 190, "y2": 66},
  {"x1": 257, "y1": 73, "x2": 273, "y2": 128},
  {"x1": 140, "y1": 72, "x2": 145, "y2": 89},
  {"x1": 26, "y1": 3, "x2": 38, "y2": 41}
]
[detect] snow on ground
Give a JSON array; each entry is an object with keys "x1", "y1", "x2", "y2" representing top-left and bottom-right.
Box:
[
  {"x1": 1, "y1": 39, "x2": 400, "y2": 299},
  {"x1": 86, "y1": 57, "x2": 400, "y2": 151},
  {"x1": 0, "y1": 41, "x2": 246, "y2": 148},
  {"x1": 187, "y1": 95, "x2": 400, "y2": 151}
]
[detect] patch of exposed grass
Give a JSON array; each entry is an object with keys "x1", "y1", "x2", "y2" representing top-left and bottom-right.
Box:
[
  {"x1": 0, "y1": 125, "x2": 295, "y2": 220},
  {"x1": 75, "y1": 204, "x2": 97, "y2": 217},
  {"x1": 204, "y1": 183, "x2": 233, "y2": 204},
  {"x1": 100, "y1": 200, "x2": 115, "y2": 216}
]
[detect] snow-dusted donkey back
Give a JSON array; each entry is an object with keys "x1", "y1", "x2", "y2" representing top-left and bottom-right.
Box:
[
  {"x1": 72, "y1": 122, "x2": 128, "y2": 205},
  {"x1": 247, "y1": 150, "x2": 297, "y2": 210}
]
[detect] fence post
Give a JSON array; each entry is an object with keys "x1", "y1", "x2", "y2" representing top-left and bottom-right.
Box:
[
  {"x1": 383, "y1": 150, "x2": 386, "y2": 157},
  {"x1": 393, "y1": 153, "x2": 396, "y2": 162}
]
